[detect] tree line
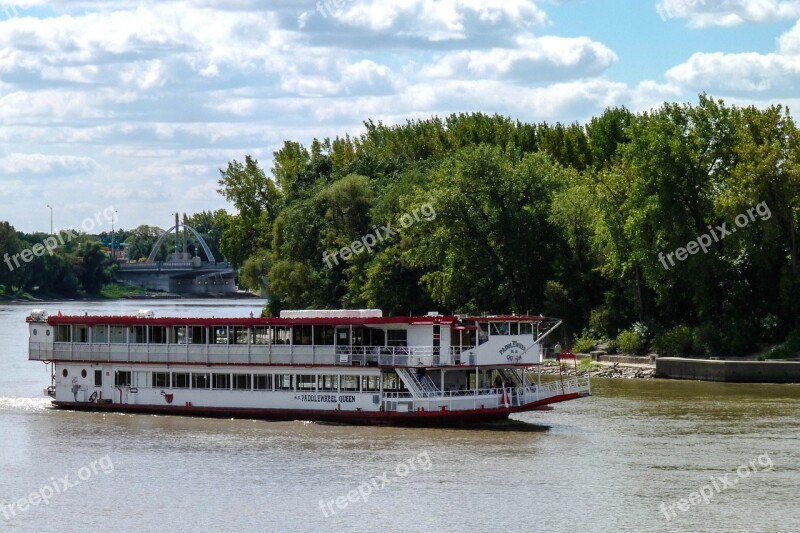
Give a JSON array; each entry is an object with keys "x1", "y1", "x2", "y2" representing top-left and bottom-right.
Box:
[
  {"x1": 217, "y1": 95, "x2": 800, "y2": 357},
  {"x1": 0, "y1": 212, "x2": 227, "y2": 298}
]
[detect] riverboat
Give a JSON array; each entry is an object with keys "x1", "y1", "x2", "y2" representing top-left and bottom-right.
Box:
[{"x1": 27, "y1": 309, "x2": 590, "y2": 425}]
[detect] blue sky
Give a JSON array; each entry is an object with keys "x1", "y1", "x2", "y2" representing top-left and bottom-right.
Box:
[{"x1": 2, "y1": 0, "x2": 800, "y2": 233}]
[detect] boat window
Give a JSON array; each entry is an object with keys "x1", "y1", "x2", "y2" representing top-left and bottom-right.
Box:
[
  {"x1": 352, "y1": 327, "x2": 385, "y2": 346},
  {"x1": 192, "y1": 373, "x2": 210, "y2": 389},
  {"x1": 212, "y1": 374, "x2": 231, "y2": 389},
  {"x1": 477, "y1": 323, "x2": 488, "y2": 345},
  {"x1": 115, "y1": 371, "x2": 132, "y2": 386},
  {"x1": 361, "y1": 375, "x2": 380, "y2": 392},
  {"x1": 275, "y1": 374, "x2": 294, "y2": 390},
  {"x1": 188, "y1": 326, "x2": 206, "y2": 344},
  {"x1": 520, "y1": 323, "x2": 533, "y2": 335},
  {"x1": 296, "y1": 374, "x2": 316, "y2": 390},
  {"x1": 340, "y1": 375, "x2": 359, "y2": 392},
  {"x1": 233, "y1": 374, "x2": 252, "y2": 390},
  {"x1": 92, "y1": 325, "x2": 108, "y2": 343},
  {"x1": 109, "y1": 325, "x2": 126, "y2": 343},
  {"x1": 318, "y1": 374, "x2": 338, "y2": 391},
  {"x1": 130, "y1": 325, "x2": 147, "y2": 344},
  {"x1": 172, "y1": 373, "x2": 190, "y2": 389},
  {"x1": 272, "y1": 326, "x2": 290, "y2": 344},
  {"x1": 387, "y1": 329, "x2": 407, "y2": 346},
  {"x1": 293, "y1": 325, "x2": 312, "y2": 346},
  {"x1": 75, "y1": 325, "x2": 89, "y2": 343},
  {"x1": 370, "y1": 328, "x2": 385, "y2": 346},
  {"x1": 490, "y1": 322, "x2": 510, "y2": 336},
  {"x1": 56, "y1": 325, "x2": 71, "y2": 342},
  {"x1": 254, "y1": 374, "x2": 272, "y2": 390},
  {"x1": 232, "y1": 326, "x2": 251, "y2": 345},
  {"x1": 252, "y1": 326, "x2": 270, "y2": 345},
  {"x1": 313, "y1": 325, "x2": 335, "y2": 345},
  {"x1": 95, "y1": 370, "x2": 103, "y2": 387},
  {"x1": 152, "y1": 372, "x2": 170, "y2": 388},
  {"x1": 509, "y1": 322, "x2": 519, "y2": 335},
  {"x1": 172, "y1": 326, "x2": 186, "y2": 344},
  {"x1": 382, "y1": 372, "x2": 402, "y2": 391},
  {"x1": 150, "y1": 326, "x2": 167, "y2": 344},
  {"x1": 212, "y1": 326, "x2": 228, "y2": 344}
]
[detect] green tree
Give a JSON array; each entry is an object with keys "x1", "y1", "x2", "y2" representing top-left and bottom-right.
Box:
[
  {"x1": 0, "y1": 221, "x2": 22, "y2": 292},
  {"x1": 124, "y1": 225, "x2": 165, "y2": 262},
  {"x1": 217, "y1": 156, "x2": 281, "y2": 222},
  {"x1": 74, "y1": 242, "x2": 113, "y2": 294},
  {"x1": 405, "y1": 145, "x2": 566, "y2": 312}
]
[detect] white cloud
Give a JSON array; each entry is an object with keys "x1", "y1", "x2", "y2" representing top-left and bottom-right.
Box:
[
  {"x1": 420, "y1": 35, "x2": 617, "y2": 82},
  {"x1": 656, "y1": 0, "x2": 800, "y2": 27},
  {"x1": 665, "y1": 20, "x2": 800, "y2": 95},
  {"x1": 303, "y1": 0, "x2": 548, "y2": 44},
  {"x1": 0, "y1": 153, "x2": 97, "y2": 174}
]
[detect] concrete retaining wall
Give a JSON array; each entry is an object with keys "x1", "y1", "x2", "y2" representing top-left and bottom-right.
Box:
[
  {"x1": 592, "y1": 354, "x2": 656, "y2": 365},
  {"x1": 655, "y1": 358, "x2": 800, "y2": 383}
]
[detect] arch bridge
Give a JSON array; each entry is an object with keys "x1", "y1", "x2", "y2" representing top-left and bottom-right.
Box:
[{"x1": 115, "y1": 221, "x2": 238, "y2": 296}]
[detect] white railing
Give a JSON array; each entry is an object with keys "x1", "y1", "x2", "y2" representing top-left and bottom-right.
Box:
[
  {"x1": 29, "y1": 342, "x2": 467, "y2": 367},
  {"x1": 382, "y1": 377, "x2": 591, "y2": 412}
]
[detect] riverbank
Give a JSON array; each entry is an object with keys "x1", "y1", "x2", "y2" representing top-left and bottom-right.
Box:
[
  {"x1": 541, "y1": 359, "x2": 655, "y2": 379},
  {"x1": 0, "y1": 286, "x2": 260, "y2": 302}
]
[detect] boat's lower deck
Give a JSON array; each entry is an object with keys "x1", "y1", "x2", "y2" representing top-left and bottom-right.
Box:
[
  {"x1": 44, "y1": 361, "x2": 590, "y2": 424},
  {"x1": 51, "y1": 388, "x2": 586, "y2": 426}
]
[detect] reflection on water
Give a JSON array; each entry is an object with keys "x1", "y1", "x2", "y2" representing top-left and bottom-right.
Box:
[{"x1": 1, "y1": 300, "x2": 799, "y2": 532}]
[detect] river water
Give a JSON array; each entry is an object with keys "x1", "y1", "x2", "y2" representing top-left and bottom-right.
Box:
[{"x1": 1, "y1": 300, "x2": 798, "y2": 532}]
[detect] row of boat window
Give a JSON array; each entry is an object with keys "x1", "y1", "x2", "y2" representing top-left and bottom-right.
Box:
[
  {"x1": 477, "y1": 322, "x2": 535, "y2": 344},
  {"x1": 55, "y1": 324, "x2": 408, "y2": 346},
  {"x1": 54, "y1": 322, "x2": 537, "y2": 345},
  {"x1": 106, "y1": 370, "x2": 396, "y2": 392}
]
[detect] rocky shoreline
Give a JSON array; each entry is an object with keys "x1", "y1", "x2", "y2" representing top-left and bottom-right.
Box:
[{"x1": 540, "y1": 362, "x2": 655, "y2": 379}]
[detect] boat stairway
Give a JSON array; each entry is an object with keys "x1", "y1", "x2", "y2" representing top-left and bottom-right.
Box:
[{"x1": 395, "y1": 367, "x2": 440, "y2": 398}]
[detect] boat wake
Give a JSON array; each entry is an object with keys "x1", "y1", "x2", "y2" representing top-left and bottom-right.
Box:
[{"x1": 0, "y1": 396, "x2": 52, "y2": 412}]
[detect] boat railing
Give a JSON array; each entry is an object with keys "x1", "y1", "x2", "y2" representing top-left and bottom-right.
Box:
[
  {"x1": 29, "y1": 342, "x2": 469, "y2": 367},
  {"x1": 334, "y1": 345, "x2": 451, "y2": 367},
  {"x1": 382, "y1": 378, "x2": 590, "y2": 412}
]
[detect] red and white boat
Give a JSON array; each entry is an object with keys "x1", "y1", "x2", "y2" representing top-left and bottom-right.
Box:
[{"x1": 27, "y1": 309, "x2": 590, "y2": 426}]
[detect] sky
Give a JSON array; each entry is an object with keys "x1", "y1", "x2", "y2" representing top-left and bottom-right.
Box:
[{"x1": 1, "y1": 0, "x2": 800, "y2": 234}]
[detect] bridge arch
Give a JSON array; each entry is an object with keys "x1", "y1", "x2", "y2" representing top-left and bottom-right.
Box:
[{"x1": 146, "y1": 224, "x2": 217, "y2": 264}]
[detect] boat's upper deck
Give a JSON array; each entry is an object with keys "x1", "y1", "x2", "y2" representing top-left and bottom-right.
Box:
[{"x1": 27, "y1": 309, "x2": 562, "y2": 368}]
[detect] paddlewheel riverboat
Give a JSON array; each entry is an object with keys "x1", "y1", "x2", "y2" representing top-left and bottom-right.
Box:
[{"x1": 27, "y1": 309, "x2": 590, "y2": 426}]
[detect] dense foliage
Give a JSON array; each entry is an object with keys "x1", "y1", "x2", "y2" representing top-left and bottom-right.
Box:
[
  {"x1": 0, "y1": 211, "x2": 229, "y2": 298},
  {"x1": 0, "y1": 225, "x2": 114, "y2": 297},
  {"x1": 214, "y1": 96, "x2": 800, "y2": 357}
]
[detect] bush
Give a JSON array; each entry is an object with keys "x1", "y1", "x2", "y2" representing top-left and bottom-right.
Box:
[
  {"x1": 694, "y1": 318, "x2": 755, "y2": 357},
  {"x1": 589, "y1": 308, "x2": 612, "y2": 338},
  {"x1": 765, "y1": 329, "x2": 800, "y2": 360},
  {"x1": 617, "y1": 329, "x2": 646, "y2": 355},
  {"x1": 653, "y1": 325, "x2": 695, "y2": 357},
  {"x1": 573, "y1": 331, "x2": 596, "y2": 353},
  {"x1": 605, "y1": 339, "x2": 619, "y2": 354},
  {"x1": 578, "y1": 356, "x2": 601, "y2": 372},
  {"x1": 631, "y1": 321, "x2": 651, "y2": 342}
]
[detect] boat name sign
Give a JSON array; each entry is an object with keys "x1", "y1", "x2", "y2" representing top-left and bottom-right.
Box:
[
  {"x1": 500, "y1": 340, "x2": 526, "y2": 362},
  {"x1": 296, "y1": 394, "x2": 357, "y2": 403}
]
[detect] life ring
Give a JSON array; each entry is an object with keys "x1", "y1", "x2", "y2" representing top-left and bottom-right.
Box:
[{"x1": 88, "y1": 391, "x2": 98, "y2": 403}]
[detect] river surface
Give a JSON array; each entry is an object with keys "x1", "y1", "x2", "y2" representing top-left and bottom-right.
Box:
[{"x1": 1, "y1": 300, "x2": 798, "y2": 532}]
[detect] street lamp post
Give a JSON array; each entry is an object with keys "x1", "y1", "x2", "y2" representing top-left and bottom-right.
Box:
[
  {"x1": 46, "y1": 205, "x2": 53, "y2": 234},
  {"x1": 110, "y1": 209, "x2": 118, "y2": 260}
]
